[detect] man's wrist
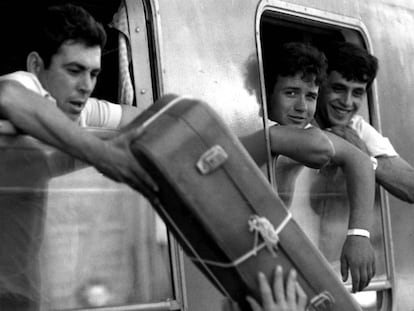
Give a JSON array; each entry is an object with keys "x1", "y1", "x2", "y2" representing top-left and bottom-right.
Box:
[{"x1": 347, "y1": 228, "x2": 370, "y2": 239}]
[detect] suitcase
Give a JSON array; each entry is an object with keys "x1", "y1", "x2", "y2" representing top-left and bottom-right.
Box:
[{"x1": 127, "y1": 94, "x2": 362, "y2": 311}]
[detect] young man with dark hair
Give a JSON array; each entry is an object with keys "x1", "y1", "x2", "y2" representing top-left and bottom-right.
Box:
[
  {"x1": 0, "y1": 4, "x2": 156, "y2": 310},
  {"x1": 316, "y1": 41, "x2": 414, "y2": 203},
  {"x1": 245, "y1": 42, "x2": 376, "y2": 292},
  {"x1": 0, "y1": 4, "x2": 154, "y2": 192}
]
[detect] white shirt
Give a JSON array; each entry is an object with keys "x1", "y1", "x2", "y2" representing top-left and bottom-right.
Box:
[
  {"x1": 349, "y1": 114, "x2": 398, "y2": 157},
  {"x1": 0, "y1": 71, "x2": 122, "y2": 129}
]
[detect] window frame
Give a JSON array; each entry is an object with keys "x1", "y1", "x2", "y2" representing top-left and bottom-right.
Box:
[
  {"x1": 119, "y1": 1, "x2": 188, "y2": 310},
  {"x1": 255, "y1": 1, "x2": 395, "y2": 310}
]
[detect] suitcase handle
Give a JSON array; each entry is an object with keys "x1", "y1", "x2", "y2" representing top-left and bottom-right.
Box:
[
  {"x1": 196, "y1": 145, "x2": 229, "y2": 174},
  {"x1": 307, "y1": 291, "x2": 335, "y2": 311}
]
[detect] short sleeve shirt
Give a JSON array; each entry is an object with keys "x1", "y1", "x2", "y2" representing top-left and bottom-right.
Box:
[
  {"x1": 0, "y1": 71, "x2": 122, "y2": 129},
  {"x1": 349, "y1": 115, "x2": 398, "y2": 157}
]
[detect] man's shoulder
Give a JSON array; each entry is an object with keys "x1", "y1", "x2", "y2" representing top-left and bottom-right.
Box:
[
  {"x1": 84, "y1": 98, "x2": 121, "y2": 112},
  {"x1": 1, "y1": 71, "x2": 37, "y2": 85},
  {"x1": 0, "y1": 71, "x2": 50, "y2": 98},
  {"x1": 86, "y1": 97, "x2": 118, "y2": 106},
  {"x1": 349, "y1": 114, "x2": 373, "y2": 133},
  {"x1": 82, "y1": 98, "x2": 122, "y2": 129},
  {"x1": 350, "y1": 114, "x2": 366, "y2": 125}
]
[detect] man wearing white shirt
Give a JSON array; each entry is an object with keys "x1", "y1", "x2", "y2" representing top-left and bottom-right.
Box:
[
  {"x1": 0, "y1": 4, "x2": 155, "y2": 310},
  {"x1": 0, "y1": 4, "x2": 155, "y2": 193},
  {"x1": 316, "y1": 41, "x2": 414, "y2": 203}
]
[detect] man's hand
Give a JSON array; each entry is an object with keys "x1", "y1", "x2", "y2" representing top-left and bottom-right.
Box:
[
  {"x1": 329, "y1": 126, "x2": 369, "y2": 155},
  {"x1": 340, "y1": 236, "x2": 375, "y2": 292},
  {"x1": 247, "y1": 266, "x2": 307, "y2": 311},
  {"x1": 96, "y1": 127, "x2": 158, "y2": 199},
  {"x1": 221, "y1": 266, "x2": 307, "y2": 311}
]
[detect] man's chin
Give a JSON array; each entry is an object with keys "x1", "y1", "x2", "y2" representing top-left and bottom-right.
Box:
[
  {"x1": 65, "y1": 112, "x2": 82, "y2": 122},
  {"x1": 328, "y1": 116, "x2": 350, "y2": 127}
]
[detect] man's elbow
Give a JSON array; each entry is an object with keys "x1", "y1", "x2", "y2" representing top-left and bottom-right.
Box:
[
  {"x1": 308, "y1": 134, "x2": 335, "y2": 168},
  {"x1": 393, "y1": 189, "x2": 414, "y2": 204},
  {"x1": 404, "y1": 194, "x2": 414, "y2": 204},
  {"x1": 383, "y1": 187, "x2": 414, "y2": 204}
]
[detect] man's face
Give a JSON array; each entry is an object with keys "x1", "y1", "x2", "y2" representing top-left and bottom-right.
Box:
[
  {"x1": 37, "y1": 41, "x2": 101, "y2": 121},
  {"x1": 268, "y1": 73, "x2": 319, "y2": 128},
  {"x1": 318, "y1": 71, "x2": 367, "y2": 127}
]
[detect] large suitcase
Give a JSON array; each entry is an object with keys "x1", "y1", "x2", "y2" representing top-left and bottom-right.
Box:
[{"x1": 127, "y1": 94, "x2": 361, "y2": 311}]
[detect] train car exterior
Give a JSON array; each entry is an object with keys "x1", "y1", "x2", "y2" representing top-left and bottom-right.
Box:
[
  {"x1": 152, "y1": 1, "x2": 414, "y2": 310},
  {"x1": 1, "y1": 1, "x2": 414, "y2": 311}
]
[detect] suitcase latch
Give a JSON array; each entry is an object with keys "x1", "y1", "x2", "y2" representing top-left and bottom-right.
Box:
[
  {"x1": 307, "y1": 291, "x2": 335, "y2": 311},
  {"x1": 196, "y1": 145, "x2": 228, "y2": 175}
]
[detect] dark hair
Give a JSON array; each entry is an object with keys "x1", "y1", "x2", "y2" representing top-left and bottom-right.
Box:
[
  {"x1": 324, "y1": 41, "x2": 378, "y2": 88},
  {"x1": 265, "y1": 42, "x2": 327, "y2": 99},
  {"x1": 33, "y1": 4, "x2": 107, "y2": 68}
]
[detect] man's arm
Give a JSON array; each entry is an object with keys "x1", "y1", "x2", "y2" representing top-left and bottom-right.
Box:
[
  {"x1": 329, "y1": 125, "x2": 414, "y2": 203},
  {"x1": 0, "y1": 80, "x2": 157, "y2": 197},
  {"x1": 269, "y1": 126, "x2": 335, "y2": 168},
  {"x1": 325, "y1": 131, "x2": 376, "y2": 292},
  {"x1": 242, "y1": 125, "x2": 375, "y2": 291},
  {"x1": 375, "y1": 156, "x2": 414, "y2": 203},
  {"x1": 241, "y1": 125, "x2": 335, "y2": 168}
]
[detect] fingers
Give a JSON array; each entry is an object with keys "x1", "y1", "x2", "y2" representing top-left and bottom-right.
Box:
[
  {"x1": 272, "y1": 266, "x2": 285, "y2": 304},
  {"x1": 340, "y1": 240, "x2": 376, "y2": 292},
  {"x1": 131, "y1": 163, "x2": 159, "y2": 193},
  {"x1": 221, "y1": 299, "x2": 241, "y2": 311},
  {"x1": 361, "y1": 257, "x2": 376, "y2": 291},
  {"x1": 221, "y1": 299, "x2": 232, "y2": 311},
  {"x1": 371, "y1": 258, "x2": 376, "y2": 281},
  {"x1": 351, "y1": 267, "x2": 361, "y2": 293},
  {"x1": 347, "y1": 261, "x2": 375, "y2": 292},
  {"x1": 285, "y1": 269, "x2": 297, "y2": 304},
  {"x1": 258, "y1": 272, "x2": 274, "y2": 311},
  {"x1": 296, "y1": 283, "x2": 307, "y2": 310},
  {"x1": 340, "y1": 255, "x2": 349, "y2": 283},
  {"x1": 122, "y1": 144, "x2": 159, "y2": 195},
  {"x1": 256, "y1": 266, "x2": 306, "y2": 311},
  {"x1": 246, "y1": 296, "x2": 262, "y2": 311}
]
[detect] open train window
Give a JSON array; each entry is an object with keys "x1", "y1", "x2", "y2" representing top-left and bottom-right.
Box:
[
  {"x1": 0, "y1": 1, "x2": 185, "y2": 311},
  {"x1": 256, "y1": 2, "x2": 395, "y2": 311}
]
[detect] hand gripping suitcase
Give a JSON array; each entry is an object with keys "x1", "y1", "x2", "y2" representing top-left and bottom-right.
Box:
[{"x1": 127, "y1": 94, "x2": 362, "y2": 311}]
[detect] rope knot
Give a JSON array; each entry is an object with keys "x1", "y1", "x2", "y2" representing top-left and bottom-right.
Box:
[{"x1": 248, "y1": 215, "x2": 280, "y2": 257}]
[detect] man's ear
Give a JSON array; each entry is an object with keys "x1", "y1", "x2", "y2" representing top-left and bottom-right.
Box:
[{"x1": 26, "y1": 52, "x2": 44, "y2": 75}]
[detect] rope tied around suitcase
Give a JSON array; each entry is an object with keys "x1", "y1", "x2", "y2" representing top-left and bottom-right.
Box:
[
  {"x1": 248, "y1": 215, "x2": 288, "y2": 257},
  {"x1": 189, "y1": 212, "x2": 292, "y2": 268}
]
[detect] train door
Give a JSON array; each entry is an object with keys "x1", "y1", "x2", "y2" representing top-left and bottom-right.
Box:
[
  {"x1": 0, "y1": 1, "x2": 187, "y2": 310},
  {"x1": 256, "y1": 1, "x2": 395, "y2": 310}
]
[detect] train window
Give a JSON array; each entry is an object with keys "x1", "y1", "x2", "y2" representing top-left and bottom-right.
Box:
[
  {"x1": 0, "y1": 1, "x2": 185, "y2": 311},
  {"x1": 256, "y1": 2, "x2": 395, "y2": 311}
]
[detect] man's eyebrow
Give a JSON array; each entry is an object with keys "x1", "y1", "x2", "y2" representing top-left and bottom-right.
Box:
[
  {"x1": 63, "y1": 62, "x2": 87, "y2": 69},
  {"x1": 331, "y1": 82, "x2": 346, "y2": 88},
  {"x1": 64, "y1": 62, "x2": 101, "y2": 73},
  {"x1": 281, "y1": 86, "x2": 300, "y2": 90}
]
